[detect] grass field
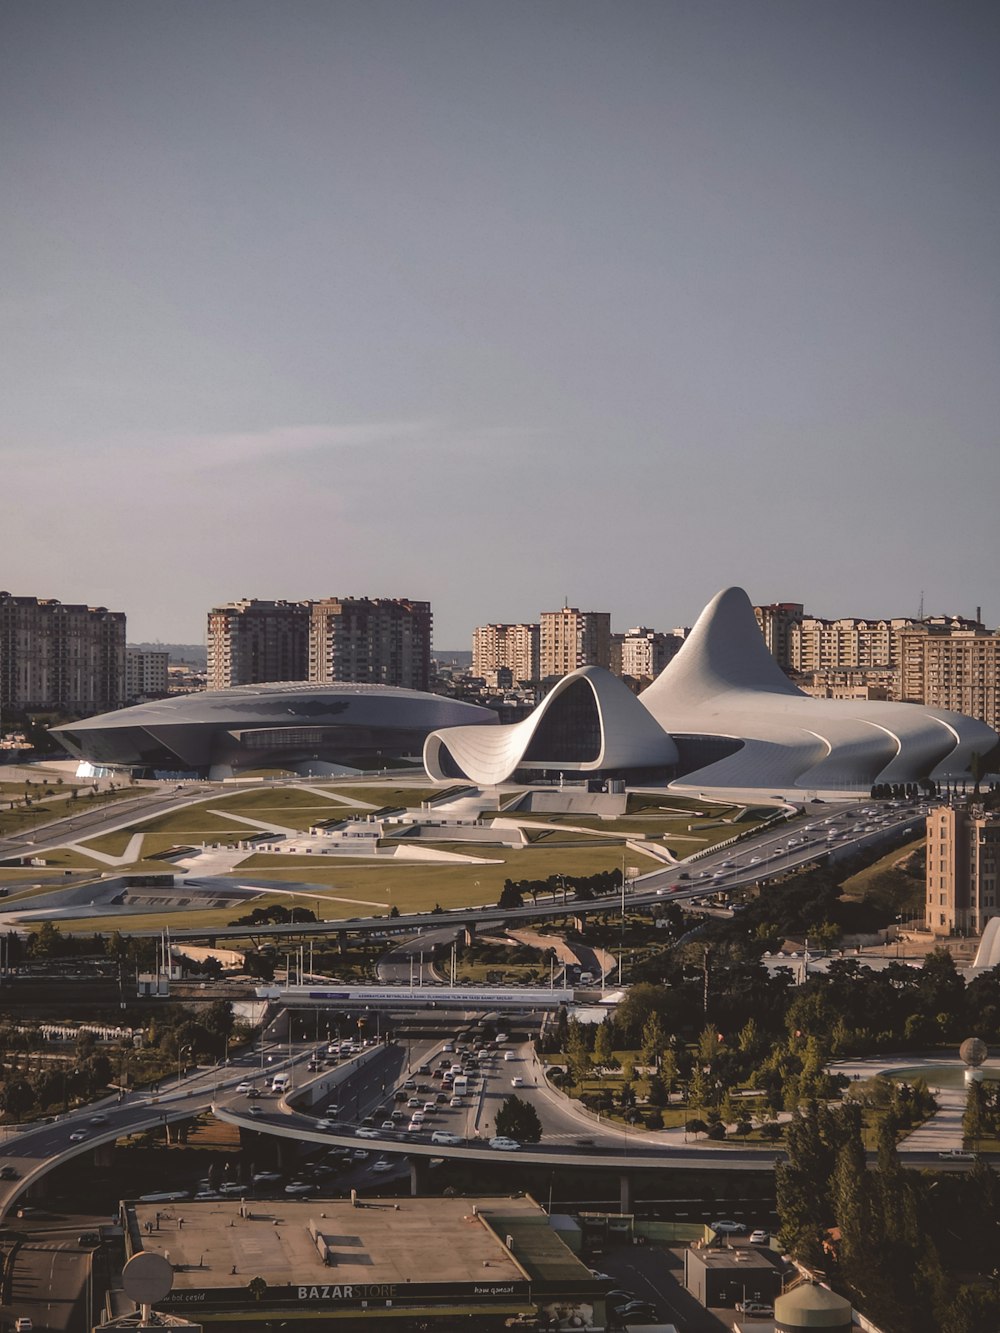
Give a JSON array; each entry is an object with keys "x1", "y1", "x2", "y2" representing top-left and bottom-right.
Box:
[{"x1": 841, "y1": 836, "x2": 925, "y2": 898}]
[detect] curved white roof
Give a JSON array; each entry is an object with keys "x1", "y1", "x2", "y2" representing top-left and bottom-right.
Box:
[
  {"x1": 640, "y1": 588, "x2": 998, "y2": 791},
  {"x1": 424, "y1": 666, "x2": 678, "y2": 785}
]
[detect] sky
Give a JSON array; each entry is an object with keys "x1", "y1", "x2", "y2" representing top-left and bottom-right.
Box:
[{"x1": 3, "y1": 0, "x2": 999, "y2": 647}]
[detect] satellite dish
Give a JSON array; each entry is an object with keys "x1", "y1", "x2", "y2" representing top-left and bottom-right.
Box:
[{"x1": 123, "y1": 1251, "x2": 173, "y2": 1305}]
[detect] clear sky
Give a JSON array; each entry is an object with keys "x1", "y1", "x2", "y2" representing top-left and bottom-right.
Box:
[{"x1": 3, "y1": 0, "x2": 998, "y2": 647}]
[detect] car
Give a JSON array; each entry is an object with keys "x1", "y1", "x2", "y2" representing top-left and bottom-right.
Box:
[
  {"x1": 218, "y1": 1182, "x2": 248, "y2": 1196},
  {"x1": 380, "y1": 1120, "x2": 396, "y2": 1131},
  {"x1": 407, "y1": 1096, "x2": 422, "y2": 1107},
  {"x1": 371, "y1": 1157, "x2": 394, "y2": 1172},
  {"x1": 736, "y1": 1299, "x2": 774, "y2": 1317},
  {"x1": 511, "y1": 1077, "x2": 524, "y2": 1087},
  {"x1": 89, "y1": 1113, "x2": 109, "y2": 1125},
  {"x1": 68, "y1": 1130, "x2": 88, "y2": 1142},
  {"x1": 234, "y1": 1081, "x2": 254, "y2": 1093},
  {"x1": 449, "y1": 1096, "x2": 464, "y2": 1108},
  {"x1": 245, "y1": 1086, "x2": 263, "y2": 1099},
  {"x1": 748, "y1": 1229, "x2": 770, "y2": 1245},
  {"x1": 284, "y1": 1181, "x2": 319, "y2": 1195},
  {"x1": 423, "y1": 1101, "x2": 436, "y2": 1113},
  {"x1": 0, "y1": 1165, "x2": 20, "y2": 1180},
  {"x1": 247, "y1": 1106, "x2": 263, "y2": 1117},
  {"x1": 503, "y1": 1051, "x2": 517, "y2": 1062},
  {"x1": 355, "y1": 1127, "x2": 380, "y2": 1139},
  {"x1": 352, "y1": 1148, "x2": 370, "y2": 1161},
  {"x1": 709, "y1": 1219, "x2": 745, "y2": 1234},
  {"x1": 14, "y1": 1319, "x2": 32, "y2": 1332},
  {"x1": 489, "y1": 1136, "x2": 520, "y2": 1151},
  {"x1": 616, "y1": 1300, "x2": 658, "y2": 1320},
  {"x1": 77, "y1": 1232, "x2": 101, "y2": 1246},
  {"x1": 938, "y1": 1149, "x2": 977, "y2": 1160},
  {"x1": 431, "y1": 1131, "x2": 462, "y2": 1145},
  {"x1": 410, "y1": 1111, "x2": 425, "y2": 1124},
  {"x1": 314, "y1": 1118, "x2": 335, "y2": 1131},
  {"x1": 589, "y1": 1269, "x2": 614, "y2": 1282},
  {"x1": 252, "y1": 1171, "x2": 283, "y2": 1184}
]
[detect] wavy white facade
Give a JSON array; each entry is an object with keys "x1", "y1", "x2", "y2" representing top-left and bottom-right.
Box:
[
  {"x1": 424, "y1": 587, "x2": 999, "y2": 794},
  {"x1": 641, "y1": 588, "x2": 997, "y2": 793},
  {"x1": 424, "y1": 666, "x2": 678, "y2": 784}
]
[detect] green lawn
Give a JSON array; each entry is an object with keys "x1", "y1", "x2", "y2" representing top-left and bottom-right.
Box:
[
  {"x1": 323, "y1": 784, "x2": 445, "y2": 807},
  {"x1": 841, "y1": 836, "x2": 925, "y2": 897}
]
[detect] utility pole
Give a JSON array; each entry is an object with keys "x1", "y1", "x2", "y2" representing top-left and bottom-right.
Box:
[{"x1": 702, "y1": 947, "x2": 710, "y2": 1015}]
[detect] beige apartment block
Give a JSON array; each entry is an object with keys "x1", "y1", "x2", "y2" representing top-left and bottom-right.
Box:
[
  {"x1": 309, "y1": 597, "x2": 432, "y2": 691},
  {"x1": 898, "y1": 625, "x2": 1000, "y2": 732},
  {"x1": 207, "y1": 598, "x2": 310, "y2": 690},
  {"x1": 789, "y1": 617, "x2": 917, "y2": 674},
  {"x1": 472, "y1": 622, "x2": 539, "y2": 682},
  {"x1": 539, "y1": 607, "x2": 611, "y2": 678},
  {"x1": 618, "y1": 626, "x2": 683, "y2": 684},
  {"x1": 753, "y1": 602, "x2": 803, "y2": 671},
  {"x1": 797, "y1": 668, "x2": 893, "y2": 701},
  {"x1": 926, "y1": 803, "x2": 1000, "y2": 936},
  {"x1": 125, "y1": 648, "x2": 170, "y2": 702},
  {"x1": 0, "y1": 591, "x2": 126, "y2": 714}
]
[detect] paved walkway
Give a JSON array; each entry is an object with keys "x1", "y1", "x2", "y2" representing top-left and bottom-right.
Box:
[{"x1": 829, "y1": 1055, "x2": 971, "y2": 1154}]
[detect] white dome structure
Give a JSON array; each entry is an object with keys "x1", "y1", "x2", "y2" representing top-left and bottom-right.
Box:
[{"x1": 422, "y1": 588, "x2": 999, "y2": 795}]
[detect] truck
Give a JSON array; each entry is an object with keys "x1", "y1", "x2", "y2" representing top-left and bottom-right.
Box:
[{"x1": 452, "y1": 1075, "x2": 469, "y2": 1096}]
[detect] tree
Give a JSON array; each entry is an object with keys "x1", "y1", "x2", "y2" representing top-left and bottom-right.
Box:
[
  {"x1": 498, "y1": 880, "x2": 523, "y2": 910},
  {"x1": 640, "y1": 1013, "x2": 666, "y2": 1070},
  {"x1": 593, "y1": 1019, "x2": 616, "y2": 1069},
  {"x1": 495, "y1": 1095, "x2": 542, "y2": 1144},
  {"x1": 565, "y1": 1020, "x2": 592, "y2": 1084}
]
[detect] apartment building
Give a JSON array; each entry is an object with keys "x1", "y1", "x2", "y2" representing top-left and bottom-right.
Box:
[
  {"x1": 788, "y1": 617, "x2": 918, "y2": 673},
  {"x1": 926, "y1": 803, "x2": 1000, "y2": 936},
  {"x1": 539, "y1": 607, "x2": 611, "y2": 679},
  {"x1": 472, "y1": 623, "x2": 539, "y2": 683},
  {"x1": 0, "y1": 591, "x2": 126, "y2": 715},
  {"x1": 125, "y1": 649, "x2": 170, "y2": 702},
  {"x1": 618, "y1": 627, "x2": 683, "y2": 684},
  {"x1": 898, "y1": 624, "x2": 1000, "y2": 732},
  {"x1": 753, "y1": 602, "x2": 803, "y2": 671},
  {"x1": 309, "y1": 597, "x2": 432, "y2": 691},
  {"x1": 206, "y1": 599, "x2": 310, "y2": 690}
]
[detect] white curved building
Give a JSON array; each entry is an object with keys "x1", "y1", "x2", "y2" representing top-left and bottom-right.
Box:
[
  {"x1": 424, "y1": 666, "x2": 678, "y2": 784},
  {"x1": 423, "y1": 588, "x2": 999, "y2": 795}
]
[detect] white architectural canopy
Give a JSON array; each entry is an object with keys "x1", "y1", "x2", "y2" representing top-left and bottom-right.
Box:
[{"x1": 423, "y1": 587, "x2": 999, "y2": 794}]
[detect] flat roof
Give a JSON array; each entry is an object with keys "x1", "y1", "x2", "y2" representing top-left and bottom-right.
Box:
[{"x1": 128, "y1": 1195, "x2": 590, "y2": 1293}]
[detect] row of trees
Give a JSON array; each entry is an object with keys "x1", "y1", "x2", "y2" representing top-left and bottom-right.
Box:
[
  {"x1": 498, "y1": 869, "x2": 623, "y2": 909},
  {"x1": 778, "y1": 1099, "x2": 1000, "y2": 1333}
]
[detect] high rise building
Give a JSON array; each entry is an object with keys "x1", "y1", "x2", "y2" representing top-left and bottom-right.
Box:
[
  {"x1": 925, "y1": 803, "x2": 1000, "y2": 936},
  {"x1": 125, "y1": 649, "x2": 170, "y2": 702},
  {"x1": 472, "y1": 623, "x2": 539, "y2": 683},
  {"x1": 0, "y1": 592, "x2": 125, "y2": 715},
  {"x1": 206, "y1": 599, "x2": 310, "y2": 690},
  {"x1": 309, "y1": 598, "x2": 432, "y2": 691},
  {"x1": 788, "y1": 616, "x2": 918, "y2": 674},
  {"x1": 753, "y1": 602, "x2": 803, "y2": 671},
  {"x1": 539, "y1": 607, "x2": 611, "y2": 679},
  {"x1": 898, "y1": 623, "x2": 1000, "y2": 732},
  {"x1": 618, "y1": 627, "x2": 683, "y2": 684}
]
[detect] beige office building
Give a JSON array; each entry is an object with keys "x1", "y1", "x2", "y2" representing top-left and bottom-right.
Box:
[
  {"x1": 926, "y1": 804, "x2": 1000, "y2": 936},
  {"x1": 207, "y1": 599, "x2": 310, "y2": 690},
  {"x1": 472, "y1": 623, "x2": 539, "y2": 683},
  {"x1": 539, "y1": 607, "x2": 611, "y2": 679},
  {"x1": 125, "y1": 649, "x2": 170, "y2": 702},
  {"x1": 0, "y1": 591, "x2": 125, "y2": 715}
]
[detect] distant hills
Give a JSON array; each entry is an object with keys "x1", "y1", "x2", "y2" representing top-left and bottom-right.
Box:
[{"x1": 129, "y1": 642, "x2": 207, "y2": 667}]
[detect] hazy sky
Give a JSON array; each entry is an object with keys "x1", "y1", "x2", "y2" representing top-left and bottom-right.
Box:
[{"x1": 3, "y1": 1, "x2": 998, "y2": 646}]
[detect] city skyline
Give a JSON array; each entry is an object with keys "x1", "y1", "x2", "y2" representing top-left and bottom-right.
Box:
[{"x1": 3, "y1": 1, "x2": 999, "y2": 645}]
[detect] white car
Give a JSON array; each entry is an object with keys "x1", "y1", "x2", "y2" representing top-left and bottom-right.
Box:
[
  {"x1": 709, "y1": 1219, "x2": 745, "y2": 1234},
  {"x1": 489, "y1": 1136, "x2": 521, "y2": 1151},
  {"x1": 235, "y1": 1081, "x2": 254, "y2": 1093},
  {"x1": 371, "y1": 1157, "x2": 394, "y2": 1172},
  {"x1": 284, "y1": 1181, "x2": 318, "y2": 1196},
  {"x1": 68, "y1": 1131, "x2": 88, "y2": 1143},
  {"x1": 511, "y1": 1077, "x2": 524, "y2": 1087},
  {"x1": 355, "y1": 1127, "x2": 380, "y2": 1139},
  {"x1": 503, "y1": 1051, "x2": 517, "y2": 1062},
  {"x1": 431, "y1": 1131, "x2": 462, "y2": 1146},
  {"x1": 748, "y1": 1229, "x2": 770, "y2": 1245},
  {"x1": 314, "y1": 1119, "x2": 335, "y2": 1131}
]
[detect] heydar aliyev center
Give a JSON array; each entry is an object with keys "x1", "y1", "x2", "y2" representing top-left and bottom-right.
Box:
[{"x1": 424, "y1": 587, "x2": 999, "y2": 795}]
